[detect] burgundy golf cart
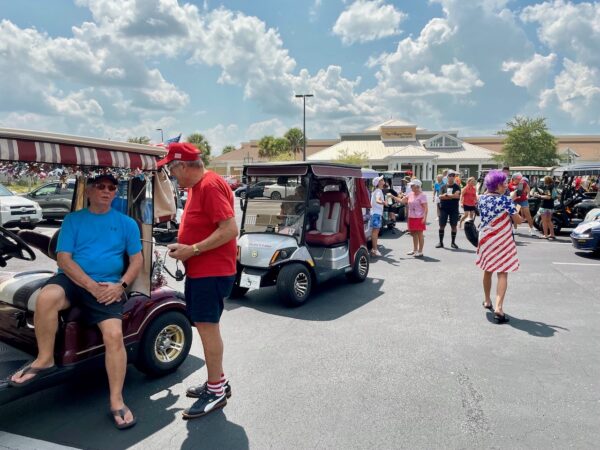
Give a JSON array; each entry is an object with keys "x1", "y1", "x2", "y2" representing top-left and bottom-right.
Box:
[{"x1": 0, "y1": 128, "x2": 192, "y2": 405}]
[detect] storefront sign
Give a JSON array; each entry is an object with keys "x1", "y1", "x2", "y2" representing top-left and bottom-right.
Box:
[{"x1": 381, "y1": 127, "x2": 416, "y2": 142}]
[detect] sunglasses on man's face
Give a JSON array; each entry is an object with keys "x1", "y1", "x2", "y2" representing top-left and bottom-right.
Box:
[{"x1": 94, "y1": 183, "x2": 117, "y2": 192}]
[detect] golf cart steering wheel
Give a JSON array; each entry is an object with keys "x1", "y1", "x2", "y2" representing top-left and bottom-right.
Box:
[{"x1": 0, "y1": 226, "x2": 36, "y2": 264}]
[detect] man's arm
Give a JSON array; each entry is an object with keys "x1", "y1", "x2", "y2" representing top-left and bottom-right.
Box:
[
  {"x1": 97, "y1": 252, "x2": 144, "y2": 304},
  {"x1": 168, "y1": 217, "x2": 238, "y2": 262},
  {"x1": 57, "y1": 252, "x2": 105, "y2": 298}
]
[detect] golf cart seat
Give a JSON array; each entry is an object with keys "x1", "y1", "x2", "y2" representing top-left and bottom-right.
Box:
[{"x1": 306, "y1": 191, "x2": 349, "y2": 246}]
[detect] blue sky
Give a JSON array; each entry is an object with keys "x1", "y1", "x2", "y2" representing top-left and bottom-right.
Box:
[{"x1": 1, "y1": 0, "x2": 600, "y2": 154}]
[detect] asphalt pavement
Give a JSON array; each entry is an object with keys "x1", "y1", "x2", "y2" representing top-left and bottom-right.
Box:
[{"x1": 0, "y1": 201, "x2": 599, "y2": 449}]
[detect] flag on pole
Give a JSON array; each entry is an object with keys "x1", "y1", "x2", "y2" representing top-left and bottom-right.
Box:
[{"x1": 165, "y1": 133, "x2": 182, "y2": 144}]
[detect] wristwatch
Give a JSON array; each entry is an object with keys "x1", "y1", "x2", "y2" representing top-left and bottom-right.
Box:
[
  {"x1": 192, "y1": 244, "x2": 201, "y2": 256},
  {"x1": 120, "y1": 280, "x2": 128, "y2": 289}
]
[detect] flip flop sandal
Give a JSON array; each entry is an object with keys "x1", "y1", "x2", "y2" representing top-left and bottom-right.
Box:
[
  {"x1": 482, "y1": 302, "x2": 494, "y2": 311},
  {"x1": 110, "y1": 406, "x2": 137, "y2": 430},
  {"x1": 8, "y1": 363, "x2": 57, "y2": 388},
  {"x1": 494, "y1": 313, "x2": 509, "y2": 324}
]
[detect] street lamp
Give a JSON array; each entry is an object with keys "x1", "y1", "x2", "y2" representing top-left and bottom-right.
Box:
[
  {"x1": 156, "y1": 128, "x2": 164, "y2": 143},
  {"x1": 295, "y1": 94, "x2": 313, "y2": 161}
]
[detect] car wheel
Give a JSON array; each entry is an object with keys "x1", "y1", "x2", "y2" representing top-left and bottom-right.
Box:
[
  {"x1": 277, "y1": 263, "x2": 312, "y2": 307},
  {"x1": 229, "y1": 284, "x2": 249, "y2": 299},
  {"x1": 346, "y1": 248, "x2": 369, "y2": 282},
  {"x1": 270, "y1": 191, "x2": 282, "y2": 200},
  {"x1": 135, "y1": 310, "x2": 192, "y2": 377}
]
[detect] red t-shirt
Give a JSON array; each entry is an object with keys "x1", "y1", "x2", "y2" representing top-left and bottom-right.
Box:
[
  {"x1": 178, "y1": 171, "x2": 236, "y2": 278},
  {"x1": 462, "y1": 184, "x2": 477, "y2": 206},
  {"x1": 508, "y1": 180, "x2": 529, "y2": 202}
]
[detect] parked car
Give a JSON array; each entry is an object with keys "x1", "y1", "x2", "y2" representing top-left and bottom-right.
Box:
[
  {"x1": 235, "y1": 180, "x2": 274, "y2": 199},
  {"x1": 262, "y1": 180, "x2": 300, "y2": 200},
  {"x1": 21, "y1": 179, "x2": 75, "y2": 220},
  {"x1": 570, "y1": 208, "x2": 600, "y2": 254},
  {"x1": 0, "y1": 184, "x2": 42, "y2": 230}
]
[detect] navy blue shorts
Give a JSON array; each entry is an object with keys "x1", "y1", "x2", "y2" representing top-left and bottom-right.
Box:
[
  {"x1": 439, "y1": 208, "x2": 459, "y2": 227},
  {"x1": 184, "y1": 275, "x2": 235, "y2": 323}
]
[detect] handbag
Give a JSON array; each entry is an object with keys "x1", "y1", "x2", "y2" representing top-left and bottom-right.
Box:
[
  {"x1": 464, "y1": 218, "x2": 479, "y2": 247},
  {"x1": 154, "y1": 168, "x2": 176, "y2": 223}
]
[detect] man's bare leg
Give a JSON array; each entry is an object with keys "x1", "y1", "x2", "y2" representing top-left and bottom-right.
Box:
[
  {"x1": 10, "y1": 285, "x2": 70, "y2": 383},
  {"x1": 196, "y1": 323, "x2": 224, "y2": 383},
  {"x1": 98, "y1": 318, "x2": 133, "y2": 426}
]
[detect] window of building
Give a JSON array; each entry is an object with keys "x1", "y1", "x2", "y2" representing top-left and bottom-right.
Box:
[{"x1": 425, "y1": 134, "x2": 462, "y2": 149}]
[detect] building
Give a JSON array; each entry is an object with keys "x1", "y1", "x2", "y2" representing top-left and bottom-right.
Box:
[
  {"x1": 307, "y1": 120, "x2": 498, "y2": 187},
  {"x1": 210, "y1": 139, "x2": 339, "y2": 177}
]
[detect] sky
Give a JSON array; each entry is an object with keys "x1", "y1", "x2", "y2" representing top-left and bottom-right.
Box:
[{"x1": 1, "y1": 0, "x2": 600, "y2": 155}]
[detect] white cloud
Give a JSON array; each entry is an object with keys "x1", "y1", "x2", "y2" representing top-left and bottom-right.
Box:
[
  {"x1": 332, "y1": 0, "x2": 406, "y2": 45},
  {"x1": 309, "y1": 0, "x2": 322, "y2": 22},
  {"x1": 245, "y1": 119, "x2": 288, "y2": 139},
  {"x1": 502, "y1": 53, "x2": 557, "y2": 90}
]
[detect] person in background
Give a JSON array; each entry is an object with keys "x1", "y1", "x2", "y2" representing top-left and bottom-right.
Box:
[
  {"x1": 437, "y1": 170, "x2": 461, "y2": 249},
  {"x1": 533, "y1": 176, "x2": 558, "y2": 240},
  {"x1": 370, "y1": 176, "x2": 385, "y2": 257},
  {"x1": 433, "y1": 174, "x2": 443, "y2": 220},
  {"x1": 441, "y1": 169, "x2": 449, "y2": 184},
  {"x1": 459, "y1": 177, "x2": 478, "y2": 228},
  {"x1": 382, "y1": 180, "x2": 403, "y2": 222},
  {"x1": 402, "y1": 179, "x2": 428, "y2": 257},
  {"x1": 508, "y1": 173, "x2": 537, "y2": 236},
  {"x1": 502, "y1": 167, "x2": 511, "y2": 196},
  {"x1": 476, "y1": 170, "x2": 522, "y2": 323}
]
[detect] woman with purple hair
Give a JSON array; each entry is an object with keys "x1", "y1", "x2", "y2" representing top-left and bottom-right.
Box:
[{"x1": 476, "y1": 170, "x2": 523, "y2": 323}]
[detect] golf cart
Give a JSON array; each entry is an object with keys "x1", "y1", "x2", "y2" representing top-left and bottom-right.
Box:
[
  {"x1": 0, "y1": 128, "x2": 192, "y2": 405},
  {"x1": 234, "y1": 163, "x2": 371, "y2": 306}
]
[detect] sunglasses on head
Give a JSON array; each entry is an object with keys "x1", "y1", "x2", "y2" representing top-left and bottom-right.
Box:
[{"x1": 94, "y1": 183, "x2": 117, "y2": 192}]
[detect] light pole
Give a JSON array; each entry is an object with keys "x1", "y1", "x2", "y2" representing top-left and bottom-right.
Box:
[
  {"x1": 295, "y1": 94, "x2": 313, "y2": 161},
  {"x1": 156, "y1": 128, "x2": 164, "y2": 143}
]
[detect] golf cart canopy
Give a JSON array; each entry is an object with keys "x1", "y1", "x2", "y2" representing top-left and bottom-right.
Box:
[
  {"x1": 0, "y1": 128, "x2": 165, "y2": 170},
  {"x1": 245, "y1": 162, "x2": 363, "y2": 178},
  {"x1": 554, "y1": 163, "x2": 600, "y2": 177}
]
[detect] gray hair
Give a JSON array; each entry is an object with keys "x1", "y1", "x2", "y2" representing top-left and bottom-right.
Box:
[
  {"x1": 511, "y1": 172, "x2": 522, "y2": 180},
  {"x1": 170, "y1": 159, "x2": 204, "y2": 170}
]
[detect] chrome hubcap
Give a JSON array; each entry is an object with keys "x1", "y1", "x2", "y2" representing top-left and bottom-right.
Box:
[
  {"x1": 293, "y1": 272, "x2": 309, "y2": 298},
  {"x1": 154, "y1": 324, "x2": 185, "y2": 363},
  {"x1": 358, "y1": 255, "x2": 368, "y2": 277}
]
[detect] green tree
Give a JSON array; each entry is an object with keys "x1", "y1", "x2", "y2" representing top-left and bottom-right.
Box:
[
  {"x1": 335, "y1": 148, "x2": 368, "y2": 166},
  {"x1": 128, "y1": 136, "x2": 151, "y2": 144},
  {"x1": 258, "y1": 136, "x2": 290, "y2": 159},
  {"x1": 497, "y1": 116, "x2": 558, "y2": 166},
  {"x1": 222, "y1": 145, "x2": 236, "y2": 155},
  {"x1": 186, "y1": 133, "x2": 212, "y2": 166},
  {"x1": 284, "y1": 127, "x2": 304, "y2": 156}
]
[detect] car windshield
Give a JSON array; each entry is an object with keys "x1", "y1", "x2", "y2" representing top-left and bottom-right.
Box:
[
  {"x1": 0, "y1": 185, "x2": 14, "y2": 196},
  {"x1": 243, "y1": 176, "x2": 306, "y2": 239}
]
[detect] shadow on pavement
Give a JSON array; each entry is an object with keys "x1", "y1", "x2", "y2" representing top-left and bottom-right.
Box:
[
  {"x1": 225, "y1": 276, "x2": 385, "y2": 321},
  {"x1": 182, "y1": 409, "x2": 249, "y2": 450},
  {"x1": 0, "y1": 355, "x2": 204, "y2": 450},
  {"x1": 575, "y1": 251, "x2": 600, "y2": 260},
  {"x1": 485, "y1": 312, "x2": 569, "y2": 337}
]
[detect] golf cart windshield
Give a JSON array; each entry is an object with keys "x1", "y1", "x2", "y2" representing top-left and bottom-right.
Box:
[{"x1": 243, "y1": 175, "x2": 306, "y2": 239}]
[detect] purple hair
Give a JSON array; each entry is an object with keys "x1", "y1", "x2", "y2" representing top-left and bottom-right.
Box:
[{"x1": 484, "y1": 169, "x2": 507, "y2": 193}]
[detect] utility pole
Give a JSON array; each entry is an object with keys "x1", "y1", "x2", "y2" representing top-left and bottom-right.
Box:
[{"x1": 295, "y1": 94, "x2": 314, "y2": 161}]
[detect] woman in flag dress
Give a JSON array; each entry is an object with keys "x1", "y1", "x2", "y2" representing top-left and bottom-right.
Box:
[{"x1": 476, "y1": 170, "x2": 522, "y2": 323}]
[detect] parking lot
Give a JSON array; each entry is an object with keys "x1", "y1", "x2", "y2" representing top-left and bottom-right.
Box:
[{"x1": 1, "y1": 201, "x2": 599, "y2": 449}]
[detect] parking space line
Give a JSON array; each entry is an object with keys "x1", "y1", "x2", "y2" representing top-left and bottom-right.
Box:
[{"x1": 552, "y1": 262, "x2": 600, "y2": 266}]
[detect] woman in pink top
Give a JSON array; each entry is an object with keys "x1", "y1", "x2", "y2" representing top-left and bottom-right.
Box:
[
  {"x1": 459, "y1": 177, "x2": 478, "y2": 228},
  {"x1": 401, "y1": 179, "x2": 428, "y2": 257}
]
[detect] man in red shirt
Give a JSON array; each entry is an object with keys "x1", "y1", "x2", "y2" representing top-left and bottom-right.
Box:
[{"x1": 157, "y1": 143, "x2": 238, "y2": 419}]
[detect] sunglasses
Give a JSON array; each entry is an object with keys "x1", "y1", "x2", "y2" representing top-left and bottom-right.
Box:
[{"x1": 94, "y1": 183, "x2": 117, "y2": 192}]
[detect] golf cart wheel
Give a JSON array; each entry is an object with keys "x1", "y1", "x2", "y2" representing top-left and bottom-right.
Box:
[
  {"x1": 135, "y1": 310, "x2": 192, "y2": 377},
  {"x1": 229, "y1": 284, "x2": 249, "y2": 298},
  {"x1": 346, "y1": 248, "x2": 369, "y2": 282},
  {"x1": 270, "y1": 191, "x2": 282, "y2": 200},
  {"x1": 277, "y1": 263, "x2": 312, "y2": 307}
]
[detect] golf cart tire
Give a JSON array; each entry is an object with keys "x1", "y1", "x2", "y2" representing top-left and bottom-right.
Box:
[
  {"x1": 277, "y1": 263, "x2": 312, "y2": 307},
  {"x1": 270, "y1": 191, "x2": 282, "y2": 200},
  {"x1": 229, "y1": 284, "x2": 249, "y2": 299},
  {"x1": 135, "y1": 311, "x2": 192, "y2": 377},
  {"x1": 346, "y1": 248, "x2": 369, "y2": 283}
]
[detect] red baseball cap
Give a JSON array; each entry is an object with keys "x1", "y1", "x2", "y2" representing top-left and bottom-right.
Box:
[{"x1": 156, "y1": 142, "x2": 202, "y2": 168}]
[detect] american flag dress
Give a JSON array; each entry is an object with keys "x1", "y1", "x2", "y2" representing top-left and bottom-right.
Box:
[{"x1": 475, "y1": 194, "x2": 519, "y2": 273}]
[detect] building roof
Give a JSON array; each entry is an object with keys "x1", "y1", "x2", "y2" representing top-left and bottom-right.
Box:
[
  {"x1": 365, "y1": 119, "x2": 417, "y2": 130},
  {"x1": 211, "y1": 139, "x2": 339, "y2": 164}
]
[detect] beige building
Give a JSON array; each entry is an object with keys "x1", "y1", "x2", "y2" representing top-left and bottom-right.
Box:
[{"x1": 307, "y1": 120, "x2": 499, "y2": 186}]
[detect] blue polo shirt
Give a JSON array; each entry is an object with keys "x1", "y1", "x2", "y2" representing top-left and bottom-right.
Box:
[{"x1": 57, "y1": 208, "x2": 142, "y2": 282}]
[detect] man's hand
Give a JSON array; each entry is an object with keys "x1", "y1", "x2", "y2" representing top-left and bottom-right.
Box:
[
  {"x1": 96, "y1": 282, "x2": 124, "y2": 305},
  {"x1": 167, "y1": 243, "x2": 195, "y2": 262},
  {"x1": 87, "y1": 282, "x2": 109, "y2": 301}
]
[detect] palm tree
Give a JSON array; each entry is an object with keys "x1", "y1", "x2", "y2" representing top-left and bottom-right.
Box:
[
  {"x1": 222, "y1": 145, "x2": 236, "y2": 155},
  {"x1": 186, "y1": 133, "x2": 212, "y2": 166},
  {"x1": 128, "y1": 136, "x2": 151, "y2": 144},
  {"x1": 284, "y1": 128, "x2": 304, "y2": 158}
]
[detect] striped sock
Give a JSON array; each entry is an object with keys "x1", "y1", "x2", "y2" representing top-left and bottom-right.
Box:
[
  {"x1": 220, "y1": 373, "x2": 227, "y2": 384},
  {"x1": 207, "y1": 380, "x2": 224, "y2": 396}
]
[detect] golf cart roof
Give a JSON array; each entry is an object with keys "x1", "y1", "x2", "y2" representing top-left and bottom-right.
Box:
[
  {"x1": 361, "y1": 168, "x2": 379, "y2": 179},
  {"x1": 0, "y1": 128, "x2": 166, "y2": 170},
  {"x1": 244, "y1": 162, "x2": 363, "y2": 178},
  {"x1": 553, "y1": 163, "x2": 600, "y2": 176}
]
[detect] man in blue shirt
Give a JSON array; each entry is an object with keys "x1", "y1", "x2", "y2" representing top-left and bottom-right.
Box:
[{"x1": 10, "y1": 174, "x2": 143, "y2": 430}]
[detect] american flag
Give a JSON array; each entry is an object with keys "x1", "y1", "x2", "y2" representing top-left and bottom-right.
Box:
[{"x1": 475, "y1": 212, "x2": 519, "y2": 273}]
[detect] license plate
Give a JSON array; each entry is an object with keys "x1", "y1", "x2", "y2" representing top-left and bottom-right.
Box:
[
  {"x1": 20, "y1": 217, "x2": 30, "y2": 222},
  {"x1": 578, "y1": 239, "x2": 587, "y2": 244},
  {"x1": 240, "y1": 273, "x2": 261, "y2": 290}
]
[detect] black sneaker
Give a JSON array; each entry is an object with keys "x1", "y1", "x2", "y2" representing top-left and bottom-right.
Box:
[
  {"x1": 182, "y1": 390, "x2": 227, "y2": 420},
  {"x1": 186, "y1": 381, "x2": 231, "y2": 399},
  {"x1": 451, "y1": 242, "x2": 458, "y2": 249},
  {"x1": 435, "y1": 242, "x2": 444, "y2": 248}
]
